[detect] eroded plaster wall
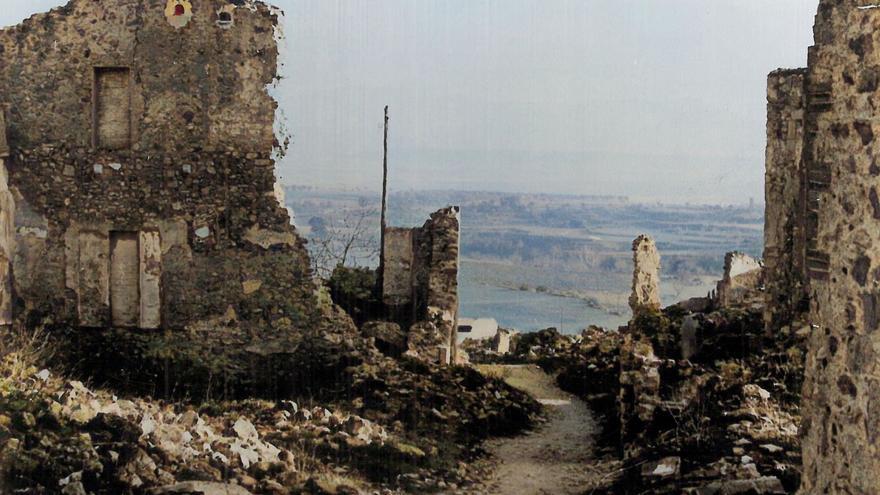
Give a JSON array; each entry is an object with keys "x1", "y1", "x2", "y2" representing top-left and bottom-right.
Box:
[{"x1": 0, "y1": 0, "x2": 311, "y2": 330}]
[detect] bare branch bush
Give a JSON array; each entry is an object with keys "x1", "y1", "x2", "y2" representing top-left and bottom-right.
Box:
[{"x1": 308, "y1": 205, "x2": 380, "y2": 279}]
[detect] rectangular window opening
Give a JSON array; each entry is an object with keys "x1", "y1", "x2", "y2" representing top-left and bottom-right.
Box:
[{"x1": 93, "y1": 67, "x2": 131, "y2": 150}]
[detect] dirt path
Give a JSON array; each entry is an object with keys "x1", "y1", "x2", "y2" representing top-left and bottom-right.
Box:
[{"x1": 473, "y1": 365, "x2": 609, "y2": 495}]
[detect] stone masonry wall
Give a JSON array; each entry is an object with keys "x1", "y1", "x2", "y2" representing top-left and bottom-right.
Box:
[
  {"x1": 382, "y1": 206, "x2": 460, "y2": 364},
  {"x1": 763, "y1": 69, "x2": 808, "y2": 333},
  {"x1": 716, "y1": 251, "x2": 763, "y2": 309},
  {"x1": 0, "y1": 112, "x2": 12, "y2": 326},
  {"x1": 800, "y1": 1, "x2": 880, "y2": 492},
  {"x1": 0, "y1": 0, "x2": 312, "y2": 331}
]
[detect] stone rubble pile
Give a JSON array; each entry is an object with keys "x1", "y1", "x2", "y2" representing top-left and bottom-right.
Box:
[
  {"x1": 467, "y1": 308, "x2": 804, "y2": 493},
  {"x1": 0, "y1": 356, "x2": 424, "y2": 495}
]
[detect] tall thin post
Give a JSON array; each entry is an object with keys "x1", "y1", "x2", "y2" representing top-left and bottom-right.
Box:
[{"x1": 378, "y1": 106, "x2": 389, "y2": 292}]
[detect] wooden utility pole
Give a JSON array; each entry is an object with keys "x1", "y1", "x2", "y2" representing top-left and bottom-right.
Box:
[{"x1": 378, "y1": 106, "x2": 389, "y2": 291}]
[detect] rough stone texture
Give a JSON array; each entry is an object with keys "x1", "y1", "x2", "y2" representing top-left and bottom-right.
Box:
[
  {"x1": 0, "y1": 0, "x2": 312, "y2": 331},
  {"x1": 361, "y1": 320, "x2": 406, "y2": 357},
  {"x1": 492, "y1": 328, "x2": 512, "y2": 355},
  {"x1": 0, "y1": 113, "x2": 12, "y2": 325},
  {"x1": 618, "y1": 334, "x2": 661, "y2": 460},
  {"x1": 629, "y1": 235, "x2": 661, "y2": 315},
  {"x1": 405, "y1": 321, "x2": 449, "y2": 364},
  {"x1": 680, "y1": 315, "x2": 698, "y2": 361},
  {"x1": 0, "y1": 170, "x2": 11, "y2": 325},
  {"x1": 715, "y1": 252, "x2": 763, "y2": 309},
  {"x1": 0, "y1": 112, "x2": 7, "y2": 156},
  {"x1": 381, "y1": 228, "x2": 415, "y2": 308},
  {"x1": 763, "y1": 69, "x2": 808, "y2": 333},
  {"x1": 381, "y1": 206, "x2": 460, "y2": 364},
  {"x1": 799, "y1": 2, "x2": 880, "y2": 492}
]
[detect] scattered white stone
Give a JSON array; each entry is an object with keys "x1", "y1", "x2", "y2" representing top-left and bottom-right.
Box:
[
  {"x1": 760, "y1": 444, "x2": 784, "y2": 454},
  {"x1": 652, "y1": 463, "x2": 676, "y2": 477},
  {"x1": 35, "y1": 369, "x2": 50, "y2": 381},
  {"x1": 743, "y1": 384, "x2": 771, "y2": 401},
  {"x1": 58, "y1": 470, "x2": 82, "y2": 486},
  {"x1": 233, "y1": 418, "x2": 258, "y2": 440},
  {"x1": 212, "y1": 451, "x2": 229, "y2": 465},
  {"x1": 140, "y1": 413, "x2": 157, "y2": 439}
]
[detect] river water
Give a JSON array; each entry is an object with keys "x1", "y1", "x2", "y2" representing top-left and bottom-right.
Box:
[{"x1": 459, "y1": 282, "x2": 629, "y2": 333}]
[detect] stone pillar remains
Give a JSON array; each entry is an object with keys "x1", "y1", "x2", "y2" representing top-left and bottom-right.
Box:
[
  {"x1": 423, "y1": 207, "x2": 460, "y2": 363},
  {"x1": 492, "y1": 328, "x2": 512, "y2": 355},
  {"x1": 0, "y1": 111, "x2": 12, "y2": 325},
  {"x1": 715, "y1": 252, "x2": 763, "y2": 309},
  {"x1": 763, "y1": 69, "x2": 807, "y2": 332},
  {"x1": 799, "y1": 2, "x2": 880, "y2": 492},
  {"x1": 382, "y1": 207, "x2": 460, "y2": 365},
  {"x1": 629, "y1": 235, "x2": 661, "y2": 315}
]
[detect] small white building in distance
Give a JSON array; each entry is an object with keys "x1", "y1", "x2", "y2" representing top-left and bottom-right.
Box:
[{"x1": 457, "y1": 318, "x2": 499, "y2": 342}]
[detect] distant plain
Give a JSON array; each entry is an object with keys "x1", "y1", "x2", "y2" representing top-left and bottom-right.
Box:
[{"x1": 286, "y1": 187, "x2": 763, "y2": 333}]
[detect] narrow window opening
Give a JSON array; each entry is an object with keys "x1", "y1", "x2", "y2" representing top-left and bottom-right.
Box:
[{"x1": 93, "y1": 67, "x2": 131, "y2": 150}]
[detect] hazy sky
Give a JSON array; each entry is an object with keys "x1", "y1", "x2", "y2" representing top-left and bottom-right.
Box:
[{"x1": 5, "y1": 1, "x2": 817, "y2": 203}]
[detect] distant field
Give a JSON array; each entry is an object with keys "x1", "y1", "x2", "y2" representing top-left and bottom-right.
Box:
[{"x1": 286, "y1": 187, "x2": 762, "y2": 333}]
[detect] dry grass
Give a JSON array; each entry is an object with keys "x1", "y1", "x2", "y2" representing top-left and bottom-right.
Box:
[
  {"x1": 476, "y1": 364, "x2": 570, "y2": 401},
  {"x1": 0, "y1": 325, "x2": 53, "y2": 382}
]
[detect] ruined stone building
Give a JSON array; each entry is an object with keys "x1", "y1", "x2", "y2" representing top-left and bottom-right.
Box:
[
  {"x1": 715, "y1": 251, "x2": 763, "y2": 309},
  {"x1": 629, "y1": 235, "x2": 661, "y2": 315},
  {"x1": 763, "y1": 69, "x2": 808, "y2": 333},
  {"x1": 381, "y1": 207, "x2": 460, "y2": 364},
  {"x1": 762, "y1": 1, "x2": 880, "y2": 491},
  {"x1": 0, "y1": 1, "x2": 311, "y2": 332}
]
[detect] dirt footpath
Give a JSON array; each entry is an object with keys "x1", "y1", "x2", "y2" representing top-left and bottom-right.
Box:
[{"x1": 473, "y1": 365, "x2": 612, "y2": 495}]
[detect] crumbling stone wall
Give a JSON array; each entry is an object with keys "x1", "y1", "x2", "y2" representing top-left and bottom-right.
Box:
[
  {"x1": 763, "y1": 69, "x2": 808, "y2": 332},
  {"x1": 798, "y1": 1, "x2": 880, "y2": 492},
  {"x1": 618, "y1": 334, "x2": 660, "y2": 460},
  {"x1": 629, "y1": 235, "x2": 661, "y2": 315},
  {"x1": 0, "y1": 112, "x2": 12, "y2": 326},
  {"x1": 715, "y1": 251, "x2": 763, "y2": 309},
  {"x1": 381, "y1": 206, "x2": 460, "y2": 364},
  {"x1": 0, "y1": 0, "x2": 312, "y2": 332}
]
